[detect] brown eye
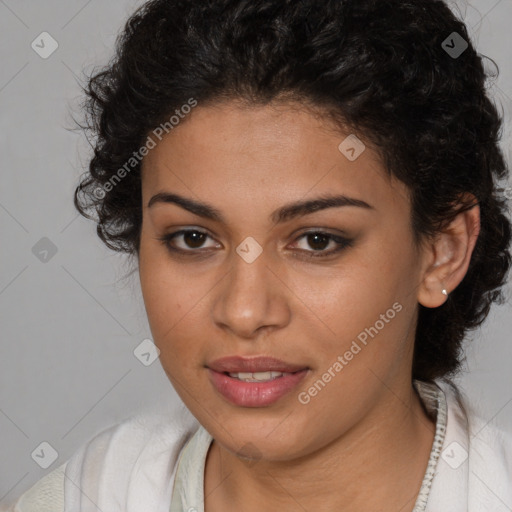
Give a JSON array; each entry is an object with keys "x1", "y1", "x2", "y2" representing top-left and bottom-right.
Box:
[
  {"x1": 304, "y1": 233, "x2": 331, "y2": 251},
  {"x1": 181, "y1": 230, "x2": 207, "y2": 249},
  {"x1": 157, "y1": 229, "x2": 219, "y2": 253},
  {"x1": 292, "y1": 231, "x2": 353, "y2": 258}
]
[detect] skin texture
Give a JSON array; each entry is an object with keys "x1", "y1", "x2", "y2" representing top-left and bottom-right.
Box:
[{"x1": 138, "y1": 100, "x2": 480, "y2": 512}]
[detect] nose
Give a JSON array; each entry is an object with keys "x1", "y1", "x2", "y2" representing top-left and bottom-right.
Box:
[{"x1": 211, "y1": 248, "x2": 291, "y2": 340}]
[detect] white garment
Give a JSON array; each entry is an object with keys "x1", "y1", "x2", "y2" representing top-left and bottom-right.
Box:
[{"x1": 3, "y1": 379, "x2": 512, "y2": 511}]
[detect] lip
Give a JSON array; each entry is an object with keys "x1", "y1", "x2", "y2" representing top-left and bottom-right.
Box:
[
  {"x1": 208, "y1": 368, "x2": 309, "y2": 407},
  {"x1": 207, "y1": 356, "x2": 308, "y2": 373},
  {"x1": 206, "y1": 356, "x2": 309, "y2": 407}
]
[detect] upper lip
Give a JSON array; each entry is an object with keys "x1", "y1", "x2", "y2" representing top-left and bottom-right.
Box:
[{"x1": 207, "y1": 356, "x2": 308, "y2": 373}]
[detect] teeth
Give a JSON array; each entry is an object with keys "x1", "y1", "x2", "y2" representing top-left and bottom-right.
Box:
[{"x1": 228, "y1": 371, "x2": 286, "y2": 382}]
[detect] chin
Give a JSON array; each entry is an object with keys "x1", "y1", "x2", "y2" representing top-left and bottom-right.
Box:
[{"x1": 212, "y1": 417, "x2": 311, "y2": 462}]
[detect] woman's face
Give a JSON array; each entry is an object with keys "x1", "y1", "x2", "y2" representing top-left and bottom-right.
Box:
[{"x1": 138, "y1": 100, "x2": 428, "y2": 460}]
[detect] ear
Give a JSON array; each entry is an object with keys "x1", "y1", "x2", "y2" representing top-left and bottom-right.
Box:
[{"x1": 417, "y1": 194, "x2": 481, "y2": 308}]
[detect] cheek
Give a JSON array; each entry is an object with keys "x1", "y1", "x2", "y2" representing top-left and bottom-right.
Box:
[
  {"x1": 138, "y1": 242, "x2": 209, "y2": 372},
  {"x1": 141, "y1": 275, "x2": 185, "y2": 343},
  {"x1": 299, "y1": 249, "x2": 416, "y2": 373},
  {"x1": 139, "y1": 240, "x2": 181, "y2": 339},
  {"x1": 141, "y1": 278, "x2": 196, "y2": 379}
]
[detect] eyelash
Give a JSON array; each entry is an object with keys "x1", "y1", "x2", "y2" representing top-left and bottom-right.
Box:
[{"x1": 156, "y1": 229, "x2": 353, "y2": 259}]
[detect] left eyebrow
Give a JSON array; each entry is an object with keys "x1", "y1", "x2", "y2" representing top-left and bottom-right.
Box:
[
  {"x1": 147, "y1": 192, "x2": 374, "y2": 225},
  {"x1": 271, "y1": 194, "x2": 374, "y2": 224}
]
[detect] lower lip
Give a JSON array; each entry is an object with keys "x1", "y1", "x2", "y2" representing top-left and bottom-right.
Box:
[{"x1": 208, "y1": 368, "x2": 309, "y2": 407}]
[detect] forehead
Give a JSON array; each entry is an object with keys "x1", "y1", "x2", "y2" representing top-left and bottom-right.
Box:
[{"x1": 141, "y1": 101, "x2": 408, "y2": 217}]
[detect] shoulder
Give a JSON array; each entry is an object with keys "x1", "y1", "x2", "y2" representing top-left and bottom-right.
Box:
[
  {"x1": 435, "y1": 379, "x2": 512, "y2": 508},
  {"x1": 440, "y1": 379, "x2": 512, "y2": 459},
  {"x1": 0, "y1": 463, "x2": 67, "y2": 512},
  {"x1": 7, "y1": 402, "x2": 200, "y2": 512},
  {"x1": 465, "y1": 399, "x2": 512, "y2": 508}
]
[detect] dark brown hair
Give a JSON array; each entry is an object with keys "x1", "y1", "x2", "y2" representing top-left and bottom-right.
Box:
[{"x1": 74, "y1": 0, "x2": 511, "y2": 381}]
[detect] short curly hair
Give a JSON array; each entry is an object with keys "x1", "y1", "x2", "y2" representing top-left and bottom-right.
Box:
[{"x1": 74, "y1": 0, "x2": 511, "y2": 382}]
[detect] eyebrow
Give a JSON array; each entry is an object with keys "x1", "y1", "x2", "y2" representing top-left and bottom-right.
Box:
[{"x1": 147, "y1": 192, "x2": 374, "y2": 225}]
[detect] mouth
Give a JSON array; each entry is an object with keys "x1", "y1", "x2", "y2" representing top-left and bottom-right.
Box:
[
  {"x1": 222, "y1": 370, "x2": 304, "y2": 382},
  {"x1": 205, "y1": 355, "x2": 310, "y2": 407},
  {"x1": 207, "y1": 367, "x2": 309, "y2": 407}
]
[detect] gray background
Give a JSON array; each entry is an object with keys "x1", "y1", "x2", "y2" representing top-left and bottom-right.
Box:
[{"x1": 1, "y1": 0, "x2": 511, "y2": 505}]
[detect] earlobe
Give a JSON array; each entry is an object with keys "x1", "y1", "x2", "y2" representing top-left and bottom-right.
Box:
[{"x1": 417, "y1": 198, "x2": 480, "y2": 309}]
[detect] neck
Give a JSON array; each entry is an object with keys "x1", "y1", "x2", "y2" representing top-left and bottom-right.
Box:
[{"x1": 204, "y1": 381, "x2": 436, "y2": 512}]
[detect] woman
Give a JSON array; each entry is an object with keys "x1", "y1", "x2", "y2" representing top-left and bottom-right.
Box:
[{"x1": 6, "y1": 0, "x2": 512, "y2": 511}]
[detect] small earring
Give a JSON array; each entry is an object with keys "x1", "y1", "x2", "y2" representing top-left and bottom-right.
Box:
[{"x1": 442, "y1": 289, "x2": 448, "y2": 296}]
